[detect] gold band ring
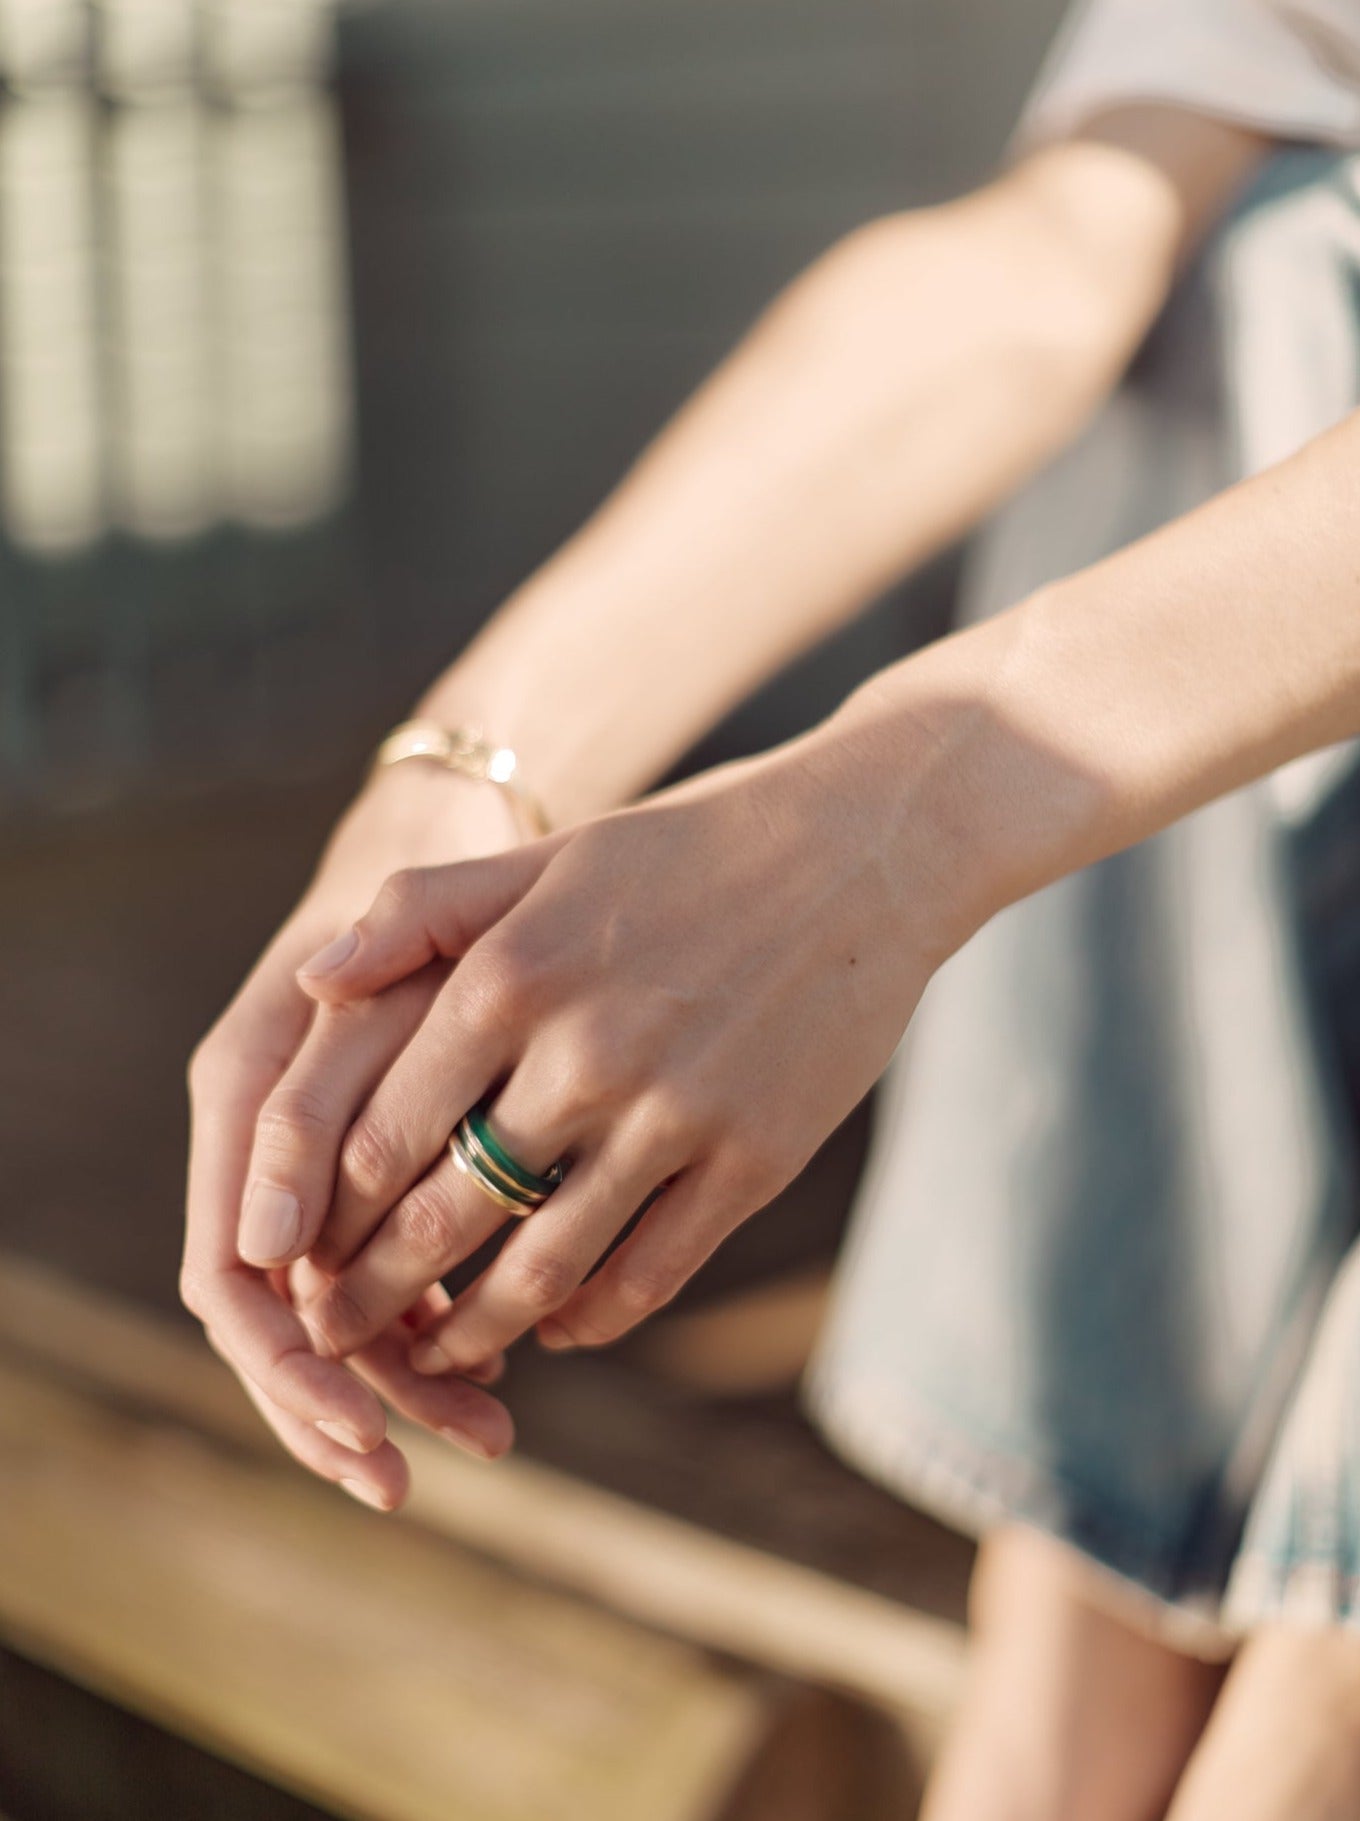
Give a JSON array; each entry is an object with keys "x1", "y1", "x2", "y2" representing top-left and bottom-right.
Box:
[
  {"x1": 447, "y1": 1109, "x2": 561, "y2": 1218},
  {"x1": 455, "y1": 1119, "x2": 544, "y2": 1208},
  {"x1": 449, "y1": 1133, "x2": 541, "y2": 1216}
]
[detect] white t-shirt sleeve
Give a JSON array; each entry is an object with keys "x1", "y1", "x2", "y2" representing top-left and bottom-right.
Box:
[{"x1": 1016, "y1": 0, "x2": 1360, "y2": 151}]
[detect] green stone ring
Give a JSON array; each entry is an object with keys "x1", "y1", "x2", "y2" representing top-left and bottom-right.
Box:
[{"x1": 449, "y1": 1104, "x2": 564, "y2": 1217}]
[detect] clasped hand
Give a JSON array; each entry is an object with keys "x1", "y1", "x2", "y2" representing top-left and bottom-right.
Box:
[{"x1": 191, "y1": 739, "x2": 943, "y2": 1507}]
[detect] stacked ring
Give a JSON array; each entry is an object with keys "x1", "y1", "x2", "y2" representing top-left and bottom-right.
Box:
[{"x1": 448, "y1": 1104, "x2": 564, "y2": 1217}]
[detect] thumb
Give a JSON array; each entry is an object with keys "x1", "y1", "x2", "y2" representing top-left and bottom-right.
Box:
[{"x1": 296, "y1": 838, "x2": 563, "y2": 1002}]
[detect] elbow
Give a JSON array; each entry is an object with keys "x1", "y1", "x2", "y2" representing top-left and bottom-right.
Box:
[{"x1": 781, "y1": 195, "x2": 1164, "y2": 440}]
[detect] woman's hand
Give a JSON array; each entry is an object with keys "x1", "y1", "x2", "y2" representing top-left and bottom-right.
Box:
[
  {"x1": 180, "y1": 761, "x2": 523, "y2": 1508},
  {"x1": 268, "y1": 733, "x2": 962, "y2": 1377}
]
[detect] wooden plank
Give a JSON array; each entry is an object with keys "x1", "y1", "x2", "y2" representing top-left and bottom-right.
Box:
[
  {"x1": 0, "y1": 1255, "x2": 967, "y2": 1730},
  {"x1": 496, "y1": 1326, "x2": 974, "y2": 1631},
  {"x1": 0, "y1": 1643, "x2": 335, "y2": 1821},
  {"x1": 401, "y1": 1445, "x2": 965, "y2": 1734},
  {"x1": 0, "y1": 1357, "x2": 794, "y2": 1821},
  {"x1": 625, "y1": 1267, "x2": 833, "y2": 1394}
]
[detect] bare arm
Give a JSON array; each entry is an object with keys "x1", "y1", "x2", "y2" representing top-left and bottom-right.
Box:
[
  {"x1": 424, "y1": 106, "x2": 1267, "y2": 823},
  {"x1": 839, "y1": 401, "x2": 1360, "y2": 943}
]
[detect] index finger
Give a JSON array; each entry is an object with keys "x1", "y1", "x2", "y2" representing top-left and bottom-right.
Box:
[{"x1": 182, "y1": 930, "x2": 388, "y2": 1451}]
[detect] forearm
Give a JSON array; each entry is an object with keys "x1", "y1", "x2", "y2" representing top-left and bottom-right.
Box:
[
  {"x1": 421, "y1": 112, "x2": 1263, "y2": 827},
  {"x1": 833, "y1": 405, "x2": 1360, "y2": 952}
]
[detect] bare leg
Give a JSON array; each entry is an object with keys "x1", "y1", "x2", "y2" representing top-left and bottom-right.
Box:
[
  {"x1": 1166, "y1": 1625, "x2": 1360, "y2": 1821},
  {"x1": 920, "y1": 1526, "x2": 1227, "y2": 1821}
]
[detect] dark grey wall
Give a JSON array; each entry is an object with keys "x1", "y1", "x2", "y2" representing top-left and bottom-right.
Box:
[
  {"x1": 1, "y1": 0, "x2": 1068, "y2": 813},
  {"x1": 344, "y1": 0, "x2": 1068, "y2": 760}
]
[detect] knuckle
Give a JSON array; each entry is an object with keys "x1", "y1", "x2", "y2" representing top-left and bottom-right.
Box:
[
  {"x1": 718, "y1": 1129, "x2": 790, "y2": 1206},
  {"x1": 636, "y1": 1078, "x2": 709, "y2": 1153},
  {"x1": 612, "y1": 1259, "x2": 680, "y2": 1324},
  {"x1": 491, "y1": 917, "x2": 548, "y2": 991},
  {"x1": 394, "y1": 1178, "x2": 467, "y2": 1267},
  {"x1": 564, "y1": 1040, "x2": 620, "y2": 1111},
  {"x1": 550, "y1": 1068, "x2": 607, "y2": 1133},
  {"x1": 187, "y1": 1004, "x2": 283, "y2": 1108},
  {"x1": 463, "y1": 927, "x2": 549, "y2": 1030},
  {"x1": 255, "y1": 1085, "x2": 334, "y2": 1158},
  {"x1": 338, "y1": 1116, "x2": 399, "y2": 1204},
  {"x1": 375, "y1": 866, "x2": 423, "y2": 919},
  {"x1": 501, "y1": 1245, "x2": 577, "y2": 1312},
  {"x1": 452, "y1": 956, "x2": 516, "y2": 1042},
  {"x1": 556, "y1": 1016, "x2": 633, "y2": 1118}
]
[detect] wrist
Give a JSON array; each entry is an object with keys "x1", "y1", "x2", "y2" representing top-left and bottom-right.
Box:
[
  {"x1": 348, "y1": 742, "x2": 524, "y2": 858},
  {"x1": 821, "y1": 599, "x2": 1116, "y2": 958},
  {"x1": 410, "y1": 646, "x2": 593, "y2": 829}
]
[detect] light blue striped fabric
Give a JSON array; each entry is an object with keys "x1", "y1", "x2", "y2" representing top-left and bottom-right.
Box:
[{"x1": 804, "y1": 150, "x2": 1360, "y2": 1650}]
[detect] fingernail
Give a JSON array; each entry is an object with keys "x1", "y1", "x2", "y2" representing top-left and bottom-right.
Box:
[
  {"x1": 317, "y1": 1419, "x2": 366, "y2": 1452},
  {"x1": 340, "y1": 1477, "x2": 389, "y2": 1510},
  {"x1": 299, "y1": 928, "x2": 358, "y2": 978},
  {"x1": 537, "y1": 1321, "x2": 577, "y2": 1352},
  {"x1": 441, "y1": 1426, "x2": 507, "y2": 1462},
  {"x1": 240, "y1": 1182, "x2": 301, "y2": 1264},
  {"x1": 411, "y1": 1338, "x2": 452, "y2": 1374}
]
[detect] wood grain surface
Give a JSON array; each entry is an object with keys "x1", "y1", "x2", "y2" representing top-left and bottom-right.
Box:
[
  {"x1": 2, "y1": 1255, "x2": 934, "y2": 1820},
  {"x1": 0, "y1": 1253, "x2": 967, "y2": 1735}
]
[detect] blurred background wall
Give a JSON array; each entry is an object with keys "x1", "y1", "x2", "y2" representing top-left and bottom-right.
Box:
[
  {"x1": 0, "y1": 0, "x2": 1066, "y2": 1305},
  {"x1": 1, "y1": 0, "x2": 1068, "y2": 813}
]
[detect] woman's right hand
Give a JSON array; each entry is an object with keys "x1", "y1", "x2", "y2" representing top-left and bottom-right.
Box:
[{"x1": 180, "y1": 756, "x2": 523, "y2": 1510}]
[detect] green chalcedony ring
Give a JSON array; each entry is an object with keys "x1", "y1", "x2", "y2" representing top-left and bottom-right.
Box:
[
  {"x1": 450, "y1": 1132, "x2": 539, "y2": 1215},
  {"x1": 454, "y1": 1117, "x2": 543, "y2": 1211},
  {"x1": 463, "y1": 1103, "x2": 564, "y2": 1201}
]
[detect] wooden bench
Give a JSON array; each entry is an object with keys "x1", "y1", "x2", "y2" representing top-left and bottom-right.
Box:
[{"x1": 0, "y1": 1253, "x2": 968, "y2": 1819}]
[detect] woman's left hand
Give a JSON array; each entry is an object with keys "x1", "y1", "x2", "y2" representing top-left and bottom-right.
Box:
[{"x1": 275, "y1": 733, "x2": 958, "y2": 1373}]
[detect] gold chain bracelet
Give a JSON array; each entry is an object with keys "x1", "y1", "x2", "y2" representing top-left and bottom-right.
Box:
[{"x1": 373, "y1": 721, "x2": 551, "y2": 838}]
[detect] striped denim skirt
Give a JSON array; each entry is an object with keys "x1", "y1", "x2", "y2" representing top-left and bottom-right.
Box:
[{"x1": 804, "y1": 148, "x2": 1360, "y2": 1653}]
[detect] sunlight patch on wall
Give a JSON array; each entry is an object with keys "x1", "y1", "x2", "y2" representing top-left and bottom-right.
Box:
[{"x1": 0, "y1": 0, "x2": 351, "y2": 557}]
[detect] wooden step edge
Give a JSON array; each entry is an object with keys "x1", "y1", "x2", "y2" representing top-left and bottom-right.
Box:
[
  {"x1": 0, "y1": 1358, "x2": 808, "y2": 1821},
  {"x1": 625, "y1": 1267, "x2": 833, "y2": 1395},
  {"x1": 0, "y1": 1253, "x2": 967, "y2": 1730}
]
